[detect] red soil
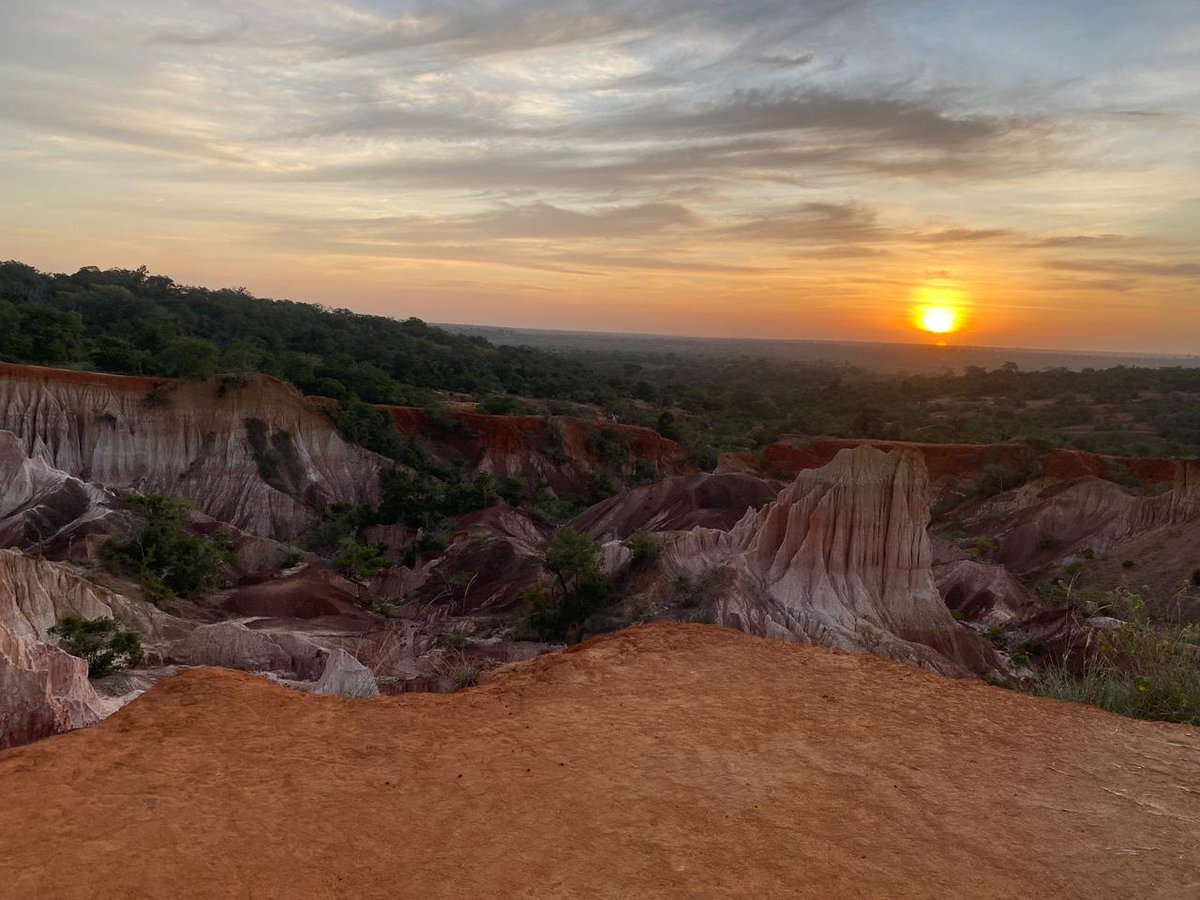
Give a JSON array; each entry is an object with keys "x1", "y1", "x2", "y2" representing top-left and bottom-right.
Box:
[
  {"x1": 374, "y1": 404, "x2": 691, "y2": 488},
  {"x1": 381, "y1": 405, "x2": 684, "y2": 460},
  {"x1": 0, "y1": 361, "x2": 164, "y2": 393},
  {"x1": 758, "y1": 437, "x2": 1183, "y2": 488},
  {"x1": 1, "y1": 623, "x2": 1196, "y2": 899}
]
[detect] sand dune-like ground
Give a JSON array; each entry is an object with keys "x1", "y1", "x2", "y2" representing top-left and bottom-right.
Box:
[{"x1": 1, "y1": 623, "x2": 1197, "y2": 899}]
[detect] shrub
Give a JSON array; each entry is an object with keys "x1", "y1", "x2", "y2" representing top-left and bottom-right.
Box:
[
  {"x1": 332, "y1": 538, "x2": 391, "y2": 580},
  {"x1": 631, "y1": 458, "x2": 659, "y2": 485},
  {"x1": 1030, "y1": 622, "x2": 1200, "y2": 725},
  {"x1": 521, "y1": 528, "x2": 614, "y2": 641},
  {"x1": 327, "y1": 398, "x2": 406, "y2": 459},
  {"x1": 477, "y1": 393, "x2": 531, "y2": 416},
  {"x1": 543, "y1": 528, "x2": 601, "y2": 592},
  {"x1": 102, "y1": 495, "x2": 234, "y2": 600},
  {"x1": 1104, "y1": 461, "x2": 1143, "y2": 490},
  {"x1": 399, "y1": 531, "x2": 446, "y2": 568},
  {"x1": 305, "y1": 503, "x2": 369, "y2": 554},
  {"x1": 672, "y1": 569, "x2": 731, "y2": 610},
  {"x1": 975, "y1": 463, "x2": 1025, "y2": 498},
  {"x1": 280, "y1": 547, "x2": 304, "y2": 569},
  {"x1": 524, "y1": 488, "x2": 582, "y2": 525},
  {"x1": 542, "y1": 418, "x2": 567, "y2": 463},
  {"x1": 622, "y1": 532, "x2": 660, "y2": 572},
  {"x1": 966, "y1": 535, "x2": 997, "y2": 560},
  {"x1": 244, "y1": 418, "x2": 304, "y2": 495},
  {"x1": 142, "y1": 386, "x2": 170, "y2": 407},
  {"x1": 49, "y1": 616, "x2": 143, "y2": 678}
]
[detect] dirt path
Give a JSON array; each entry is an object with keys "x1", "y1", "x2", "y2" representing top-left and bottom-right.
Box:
[{"x1": 1, "y1": 622, "x2": 1197, "y2": 899}]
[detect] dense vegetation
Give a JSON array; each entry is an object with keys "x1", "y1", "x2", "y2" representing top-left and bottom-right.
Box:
[
  {"x1": 573, "y1": 352, "x2": 1200, "y2": 464},
  {"x1": 101, "y1": 495, "x2": 234, "y2": 600},
  {"x1": 519, "y1": 529, "x2": 663, "y2": 641},
  {"x1": 4, "y1": 260, "x2": 1200, "y2": 464},
  {"x1": 1026, "y1": 587, "x2": 1200, "y2": 725},
  {"x1": 0, "y1": 261, "x2": 605, "y2": 405}
]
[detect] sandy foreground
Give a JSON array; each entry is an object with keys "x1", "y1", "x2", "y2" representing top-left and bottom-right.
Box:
[{"x1": 1, "y1": 622, "x2": 1197, "y2": 899}]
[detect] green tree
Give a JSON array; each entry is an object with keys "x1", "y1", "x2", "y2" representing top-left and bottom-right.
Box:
[
  {"x1": 543, "y1": 527, "x2": 602, "y2": 597},
  {"x1": 332, "y1": 537, "x2": 391, "y2": 580},
  {"x1": 163, "y1": 336, "x2": 220, "y2": 378},
  {"x1": 49, "y1": 616, "x2": 144, "y2": 678},
  {"x1": 102, "y1": 495, "x2": 234, "y2": 600}
]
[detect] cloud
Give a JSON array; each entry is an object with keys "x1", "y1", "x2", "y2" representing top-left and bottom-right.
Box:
[
  {"x1": 1046, "y1": 258, "x2": 1200, "y2": 279},
  {"x1": 593, "y1": 88, "x2": 1029, "y2": 151},
  {"x1": 1021, "y1": 234, "x2": 1133, "y2": 248},
  {"x1": 147, "y1": 16, "x2": 248, "y2": 46},
  {"x1": 717, "y1": 201, "x2": 890, "y2": 244},
  {"x1": 916, "y1": 228, "x2": 1014, "y2": 243},
  {"x1": 320, "y1": 0, "x2": 867, "y2": 60},
  {"x1": 0, "y1": 0, "x2": 1195, "y2": 351}
]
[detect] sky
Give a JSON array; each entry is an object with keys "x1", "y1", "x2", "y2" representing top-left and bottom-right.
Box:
[{"x1": 1, "y1": 0, "x2": 1197, "y2": 352}]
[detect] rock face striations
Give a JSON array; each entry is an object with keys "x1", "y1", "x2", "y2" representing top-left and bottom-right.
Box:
[
  {"x1": 0, "y1": 624, "x2": 111, "y2": 750},
  {"x1": 663, "y1": 446, "x2": 998, "y2": 676},
  {"x1": 0, "y1": 548, "x2": 184, "y2": 647},
  {"x1": 573, "y1": 472, "x2": 779, "y2": 540},
  {"x1": 0, "y1": 364, "x2": 386, "y2": 539},
  {"x1": 0, "y1": 430, "x2": 116, "y2": 552}
]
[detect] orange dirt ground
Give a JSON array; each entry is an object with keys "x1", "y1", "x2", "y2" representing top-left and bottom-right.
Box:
[{"x1": 1, "y1": 623, "x2": 1197, "y2": 899}]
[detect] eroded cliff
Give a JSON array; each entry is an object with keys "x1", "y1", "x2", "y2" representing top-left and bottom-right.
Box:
[
  {"x1": 661, "y1": 446, "x2": 999, "y2": 676},
  {"x1": 0, "y1": 364, "x2": 386, "y2": 538}
]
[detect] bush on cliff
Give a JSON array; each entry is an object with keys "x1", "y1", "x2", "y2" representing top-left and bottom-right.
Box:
[
  {"x1": 332, "y1": 538, "x2": 391, "y2": 581},
  {"x1": 522, "y1": 528, "x2": 613, "y2": 641},
  {"x1": 49, "y1": 616, "x2": 144, "y2": 678},
  {"x1": 102, "y1": 495, "x2": 234, "y2": 600}
]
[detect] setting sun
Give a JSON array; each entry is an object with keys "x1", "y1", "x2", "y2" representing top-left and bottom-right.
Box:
[{"x1": 919, "y1": 306, "x2": 959, "y2": 334}]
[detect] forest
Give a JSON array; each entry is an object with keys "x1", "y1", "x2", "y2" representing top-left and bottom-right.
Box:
[{"x1": 3, "y1": 260, "x2": 1199, "y2": 464}]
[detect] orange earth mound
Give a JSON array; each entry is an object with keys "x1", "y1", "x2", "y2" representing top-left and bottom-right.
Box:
[{"x1": 1, "y1": 623, "x2": 1197, "y2": 899}]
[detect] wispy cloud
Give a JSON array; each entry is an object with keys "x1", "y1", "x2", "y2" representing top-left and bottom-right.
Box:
[{"x1": 0, "y1": 0, "x2": 1196, "y2": 350}]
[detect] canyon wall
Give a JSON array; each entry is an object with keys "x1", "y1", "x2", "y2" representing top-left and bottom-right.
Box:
[
  {"x1": 380, "y1": 405, "x2": 693, "y2": 496},
  {"x1": 664, "y1": 446, "x2": 1000, "y2": 676},
  {"x1": 0, "y1": 364, "x2": 387, "y2": 539}
]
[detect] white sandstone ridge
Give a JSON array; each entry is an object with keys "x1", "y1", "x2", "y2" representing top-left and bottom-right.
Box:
[
  {"x1": 0, "y1": 548, "x2": 185, "y2": 648},
  {"x1": 0, "y1": 549, "x2": 159, "y2": 749},
  {"x1": 0, "y1": 429, "x2": 116, "y2": 551},
  {"x1": 0, "y1": 624, "x2": 117, "y2": 750},
  {"x1": 659, "y1": 445, "x2": 1000, "y2": 677},
  {"x1": 0, "y1": 363, "x2": 386, "y2": 539},
  {"x1": 312, "y1": 648, "x2": 380, "y2": 698}
]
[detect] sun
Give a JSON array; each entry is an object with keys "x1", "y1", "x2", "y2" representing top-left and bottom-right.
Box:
[
  {"x1": 909, "y1": 283, "x2": 968, "y2": 339},
  {"x1": 919, "y1": 306, "x2": 958, "y2": 334}
]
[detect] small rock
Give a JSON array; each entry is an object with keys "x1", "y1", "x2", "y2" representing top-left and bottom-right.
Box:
[{"x1": 312, "y1": 649, "x2": 379, "y2": 698}]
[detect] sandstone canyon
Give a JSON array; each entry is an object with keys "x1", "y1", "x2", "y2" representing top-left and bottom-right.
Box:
[
  {"x1": 2, "y1": 364, "x2": 1200, "y2": 750},
  {"x1": 0, "y1": 357, "x2": 1197, "y2": 897}
]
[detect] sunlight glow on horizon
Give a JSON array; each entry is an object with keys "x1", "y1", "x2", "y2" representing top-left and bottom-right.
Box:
[
  {"x1": 0, "y1": 1, "x2": 1197, "y2": 353},
  {"x1": 918, "y1": 306, "x2": 960, "y2": 334},
  {"x1": 911, "y1": 282, "x2": 967, "y2": 339}
]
